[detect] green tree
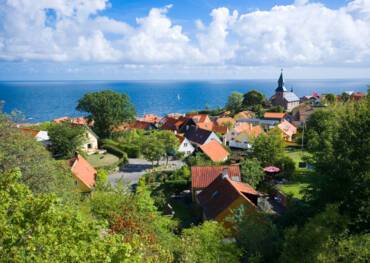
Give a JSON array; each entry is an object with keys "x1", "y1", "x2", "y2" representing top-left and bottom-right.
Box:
[
  {"x1": 232, "y1": 206, "x2": 280, "y2": 262},
  {"x1": 48, "y1": 122, "x2": 86, "y2": 158},
  {"x1": 156, "y1": 131, "x2": 179, "y2": 165},
  {"x1": 275, "y1": 156, "x2": 295, "y2": 178},
  {"x1": 340, "y1": 92, "x2": 350, "y2": 102},
  {"x1": 243, "y1": 90, "x2": 265, "y2": 108},
  {"x1": 141, "y1": 134, "x2": 166, "y2": 167},
  {"x1": 76, "y1": 90, "x2": 136, "y2": 138},
  {"x1": 0, "y1": 115, "x2": 73, "y2": 194},
  {"x1": 226, "y1": 92, "x2": 243, "y2": 113},
  {"x1": 240, "y1": 158, "x2": 264, "y2": 188},
  {"x1": 177, "y1": 221, "x2": 241, "y2": 263},
  {"x1": 324, "y1": 93, "x2": 336, "y2": 104},
  {"x1": 0, "y1": 169, "x2": 141, "y2": 262},
  {"x1": 306, "y1": 96, "x2": 370, "y2": 231},
  {"x1": 253, "y1": 128, "x2": 285, "y2": 166}
]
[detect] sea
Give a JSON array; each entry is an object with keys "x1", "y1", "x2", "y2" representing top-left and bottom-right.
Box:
[{"x1": 0, "y1": 79, "x2": 369, "y2": 123}]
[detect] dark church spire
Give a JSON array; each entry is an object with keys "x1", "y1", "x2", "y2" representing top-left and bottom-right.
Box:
[{"x1": 275, "y1": 69, "x2": 287, "y2": 92}]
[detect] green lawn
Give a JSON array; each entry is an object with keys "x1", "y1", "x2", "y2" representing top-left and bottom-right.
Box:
[
  {"x1": 277, "y1": 182, "x2": 309, "y2": 200},
  {"x1": 86, "y1": 153, "x2": 120, "y2": 168},
  {"x1": 277, "y1": 150, "x2": 314, "y2": 200}
]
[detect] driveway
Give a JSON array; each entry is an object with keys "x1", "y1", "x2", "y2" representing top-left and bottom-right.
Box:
[{"x1": 109, "y1": 158, "x2": 184, "y2": 187}]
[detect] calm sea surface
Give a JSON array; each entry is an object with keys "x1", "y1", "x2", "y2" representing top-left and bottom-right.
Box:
[{"x1": 0, "y1": 79, "x2": 369, "y2": 123}]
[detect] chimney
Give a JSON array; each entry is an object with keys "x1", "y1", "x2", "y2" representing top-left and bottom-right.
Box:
[{"x1": 222, "y1": 167, "x2": 228, "y2": 179}]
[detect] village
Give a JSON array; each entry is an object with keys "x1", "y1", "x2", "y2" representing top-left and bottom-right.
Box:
[{"x1": 15, "y1": 72, "x2": 367, "y2": 229}]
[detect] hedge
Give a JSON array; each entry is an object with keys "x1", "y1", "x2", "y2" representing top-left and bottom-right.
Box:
[{"x1": 101, "y1": 144, "x2": 128, "y2": 164}]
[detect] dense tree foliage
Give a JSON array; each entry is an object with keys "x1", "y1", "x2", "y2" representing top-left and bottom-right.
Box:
[
  {"x1": 48, "y1": 122, "x2": 86, "y2": 158},
  {"x1": 242, "y1": 90, "x2": 265, "y2": 108},
  {"x1": 177, "y1": 221, "x2": 241, "y2": 263},
  {"x1": 240, "y1": 158, "x2": 264, "y2": 188},
  {"x1": 226, "y1": 92, "x2": 243, "y2": 113},
  {"x1": 0, "y1": 115, "x2": 73, "y2": 194},
  {"x1": 0, "y1": 170, "x2": 142, "y2": 262},
  {"x1": 141, "y1": 133, "x2": 166, "y2": 166},
  {"x1": 253, "y1": 128, "x2": 285, "y2": 166},
  {"x1": 156, "y1": 131, "x2": 179, "y2": 164},
  {"x1": 306, "y1": 96, "x2": 370, "y2": 231},
  {"x1": 233, "y1": 206, "x2": 280, "y2": 262},
  {"x1": 76, "y1": 90, "x2": 136, "y2": 138}
]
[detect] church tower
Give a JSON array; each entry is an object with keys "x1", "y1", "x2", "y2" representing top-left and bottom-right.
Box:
[{"x1": 275, "y1": 69, "x2": 287, "y2": 94}]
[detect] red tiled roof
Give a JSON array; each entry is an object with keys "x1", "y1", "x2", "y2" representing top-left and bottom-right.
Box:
[
  {"x1": 141, "y1": 114, "x2": 161, "y2": 123},
  {"x1": 191, "y1": 165, "x2": 240, "y2": 189},
  {"x1": 187, "y1": 114, "x2": 211, "y2": 123},
  {"x1": 130, "y1": 120, "x2": 154, "y2": 130},
  {"x1": 264, "y1": 112, "x2": 287, "y2": 119},
  {"x1": 160, "y1": 116, "x2": 191, "y2": 131},
  {"x1": 199, "y1": 140, "x2": 229, "y2": 162},
  {"x1": 70, "y1": 155, "x2": 96, "y2": 191},
  {"x1": 197, "y1": 175, "x2": 259, "y2": 219},
  {"x1": 53, "y1": 116, "x2": 70, "y2": 123}
]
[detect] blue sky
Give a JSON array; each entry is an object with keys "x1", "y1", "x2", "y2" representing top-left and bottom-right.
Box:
[{"x1": 0, "y1": 0, "x2": 370, "y2": 80}]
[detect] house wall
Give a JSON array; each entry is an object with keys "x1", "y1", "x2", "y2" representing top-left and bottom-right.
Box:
[
  {"x1": 178, "y1": 138, "x2": 195, "y2": 157},
  {"x1": 72, "y1": 174, "x2": 92, "y2": 193},
  {"x1": 286, "y1": 100, "x2": 300, "y2": 111},
  {"x1": 81, "y1": 130, "x2": 98, "y2": 154},
  {"x1": 215, "y1": 196, "x2": 255, "y2": 227},
  {"x1": 204, "y1": 132, "x2": 222, "y2": 145}
]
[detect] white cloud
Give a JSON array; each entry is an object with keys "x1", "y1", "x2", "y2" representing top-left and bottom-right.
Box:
[{"x1": 0, "y1": 0, "x2": 370, "y2": 69}]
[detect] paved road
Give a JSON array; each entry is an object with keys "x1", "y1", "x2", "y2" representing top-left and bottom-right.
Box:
[{"x1": 109, "y1": 158, "x2": 184, "y2": 187}]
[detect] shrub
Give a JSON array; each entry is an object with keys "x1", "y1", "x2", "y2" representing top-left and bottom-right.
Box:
[
  {"x1": 275, "y1": 156, "x2": 295, "y2": 178},
  {"x1": 119, "y1": 144, "x2": 140, "y2": 158}
]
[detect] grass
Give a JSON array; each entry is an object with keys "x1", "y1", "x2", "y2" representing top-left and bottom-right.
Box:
[
  {"x1": 277, "y1": 182, "x2": 310, "y2": 200},
  {"x1": 86, "y1": 153, "x2": 120, "y2": 168},
  {"x1": 277, "y1": 149, "x2": 314, "y2": 200}
]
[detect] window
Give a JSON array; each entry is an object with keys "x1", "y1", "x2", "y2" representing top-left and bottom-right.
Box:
[
  {"x1": 184, "y1": 143, "x2": 188, "y2": 147},
  {"x1": 87, "y1": 143, "x2": 92, "y2": 149}
]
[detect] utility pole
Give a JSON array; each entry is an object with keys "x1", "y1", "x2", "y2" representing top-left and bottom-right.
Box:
[{"x1": 301, "y1": 121, "x2": 305, "y2": 151}]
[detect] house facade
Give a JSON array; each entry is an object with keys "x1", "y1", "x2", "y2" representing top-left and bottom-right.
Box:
[
  {"x1": 225, "y1": 123, "x2": 264, "y2": 149},
  {"x1": 197, "y1": 172, "x2": 261, "y2": 224},
  {"x1": 81, "y1": 127, "x2": 99, "y2": 155},
  {"x1": 177, "y1": 136, "x2": 195, "y2": 157},
  {"x1": 270, "y1": 71, "x2": 300, "y2": 111}
]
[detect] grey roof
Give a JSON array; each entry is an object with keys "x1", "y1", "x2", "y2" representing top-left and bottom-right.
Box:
[
  {"x1": 276, "y1": 72, "x2": 287, "y2": 92},
  {"x1": 184, "y1": 126, "x2": 213, "y2": 145},
  {"x1": 283, "y1": 92, "x2": 299, "y2": 102},
  {"x1": 237, "y1": 118, "x2": 279, "y2": 126}
]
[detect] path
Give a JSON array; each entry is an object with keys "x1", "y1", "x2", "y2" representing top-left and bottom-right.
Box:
[{"x1": 109, "y1": 158, "x2": 184, "y2": 187}]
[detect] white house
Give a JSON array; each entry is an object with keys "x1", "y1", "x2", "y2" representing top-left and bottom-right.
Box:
[
  {"x1": 81, "y1": 127, "x2": 99, "y2": 155},
  {"x1": 177, "y1": 136, "x2": 195, "y2": 157},
  {"x1": 225, "y1": 123, "x2": 264, "y2": 150}
]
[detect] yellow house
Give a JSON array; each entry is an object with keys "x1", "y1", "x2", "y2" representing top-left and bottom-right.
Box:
[
  {"x1": 197, "y1": 172, "x2": 261, "y2": 225},
  {"x1": 69, "y1": 154, "x2": 97, "y2": 192}
]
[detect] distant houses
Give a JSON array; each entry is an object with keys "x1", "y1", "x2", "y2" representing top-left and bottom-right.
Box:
[{"x1": 20, "y1": 128, "x2": 51, "y2": 146}]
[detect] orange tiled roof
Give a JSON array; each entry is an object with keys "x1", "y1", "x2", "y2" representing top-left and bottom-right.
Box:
[
  {"x1": 277, "y1": 120, "x2": 297, "y2": 137},
  {"x1": 191, "y1": 165, "x2": 241, "y2": 189},
  {"x1": 70, "y1": 155, "x2": 96, "y2": 191},
  {"x1": 199, "y1": 140, "x2": 229, "y2": 162},
  {"x1": 187, "y1": 113, "x2": 211, "y2": 123},
  {"x1": 233, "y1": 123, "x2": 264, "y2": 138},
  {"x1": 216, "y1": 117, "x2": 235, "y2": 127},
  {"x1": 53, "y1": 116, "x2": 70, "y2": 123},
  {"x1": 141, "y1": 114, "x2": 161, "y2": 123},
  {"x1": 264, "y1": 112, "x2": 287, "y2": 119},
  {"x1": 197, "y1": 175, "x2": 260, "y2": 219}
]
